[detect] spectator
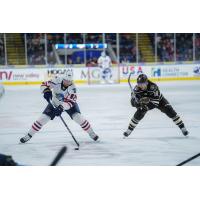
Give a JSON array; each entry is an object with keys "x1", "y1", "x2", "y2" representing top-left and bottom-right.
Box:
[
  {"x1": 119, "y1": 34, "x2": 137, "y2": 63},
  {"x1": 27, "y1": 33, "x2": 45, "y2": 65},
  {"x1": 0, "y1": 34, "x2": 5, "y2": 65},
  {"x1": 156, "y1": 33, "x2": 174, "y2": 62}
]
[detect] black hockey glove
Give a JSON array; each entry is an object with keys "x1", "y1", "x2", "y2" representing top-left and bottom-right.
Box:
[
  {"x1": 139, "y1": 97, "x2": 150, "y2": 111},
  {"x1": 43, "y1": 88, "x2": 52, "y2": 102},
  {"x1": 140, "y1": 104, "x2": 149, "y2": 112},
  {"x1": 54, "y1": 105, "x2": 64, "y2": 116},
  {"x1": 139, "y1": 97, "x2": 150, "y2": 105},
  {"x1": 131, "y1": 97, "x2": 140, "y2": 108}
]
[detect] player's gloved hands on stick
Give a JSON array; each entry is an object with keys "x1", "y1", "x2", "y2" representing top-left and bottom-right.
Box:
[
  {"x1": 139, "y1": 97, "x2": 150, "y2": 105},
  {"x1": 140, "y1": 104, "x2": 149, "y2": 112},
  {"x1": 131, "y1": 97, "x2": 140, "y2": 108},
  {"x1": 43, "y1": 88, "x2": 52, "y2": 102},
  {"x1": 54, "y1": 105, "x2": 64, "y2": 116}
]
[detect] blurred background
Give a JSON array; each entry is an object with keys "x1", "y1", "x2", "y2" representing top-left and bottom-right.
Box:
[{"x1": 0, "y1": 33, "x2": 200, "y2": 67}]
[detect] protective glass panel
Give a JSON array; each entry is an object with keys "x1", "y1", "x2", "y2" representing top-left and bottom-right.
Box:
[
  {"x1": 176, "y1": 33, "x2": 193, "y2": 61},
  {"x1": 47, "y1": 33, "x2": 64, "y2": 65},
  {"x1": 195, "y1": 33, "x2": 200, "y2": 61},
  {"x1": 157, "y1": 33, "x2": 175, "y2": 62},
  {"x1": 0, "y1": 34, "x2": 5, "y2": 65},
  {"x1": 119, "y1": 33, "x2": 136, "y2": 63},
  {"x1": 27, "y1": 33, "x2": 45, "y2": 65},
  {"x1": 66, "y1": 33, "x2": 84, "y2": 65}
]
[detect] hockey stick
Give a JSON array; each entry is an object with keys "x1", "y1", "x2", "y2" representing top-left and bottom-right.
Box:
[
  {"x1": 128, "y1": 72, "x2": 135, "y2": 91},
  {"x1": 128, "y1": 72, "x2": 140, "y2": 103},
  {"x1": 50, "y1": 146, "x2": 67, "y2": 166},
  {"x1": 49, "y1": 101, "x2": 80, "y2": 150},
  {"x1": 176, "y1": 152, "x2": 200, "y2": 166}
]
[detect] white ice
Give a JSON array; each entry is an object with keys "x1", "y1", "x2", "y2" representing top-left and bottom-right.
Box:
[{"x1": 0, "y1": 81, "x2": 200, "y2": 166}]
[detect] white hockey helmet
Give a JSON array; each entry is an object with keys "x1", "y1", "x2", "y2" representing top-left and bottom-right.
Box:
[
  {"x1": 101, "y1": 51, "x2": 106, "y2": 57},
  {"x1": 63, "y1": 69, "x2": 73, "y2": 82}
]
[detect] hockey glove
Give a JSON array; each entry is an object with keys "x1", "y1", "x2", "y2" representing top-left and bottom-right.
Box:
[
  {"x1": 139, "y1": 97, "x2": 150, "y2": 105},
  {"x1": 131, "y1": 97, "x2": 140, "y2": 108},
  {"x1": 140, "y1": 105, "x2": 149, "y2": 112},
  {"x1": 54, "y1": 105, "x2": 64, "y2": 116},
  {"x1": 43, "y1": 88, "x2": 52, "y2": 102}
]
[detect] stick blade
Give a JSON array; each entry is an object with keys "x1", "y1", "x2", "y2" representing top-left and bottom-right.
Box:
[{"x1": 50, "y1": 146, "x2": 67, "y2": 166}]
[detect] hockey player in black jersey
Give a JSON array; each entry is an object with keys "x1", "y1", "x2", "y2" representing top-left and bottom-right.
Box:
[{"x1": 123, "y1": 74, "x2": 189, "y2": 137}]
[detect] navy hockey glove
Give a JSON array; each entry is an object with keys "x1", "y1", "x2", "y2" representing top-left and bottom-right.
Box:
[
  {"x1": 43, "y1": 88, "x2": 52, "y2": 102},
  {"x1": 54, "y1": 105, "x2": 64, "y2": 116}
]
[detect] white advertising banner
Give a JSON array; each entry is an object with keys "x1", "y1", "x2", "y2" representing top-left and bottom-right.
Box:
[
  {"x1": 0, "y1": 68, "x2": 45, "y2": 83},
  {"x1": 150, "y1": 64, "x2": 193, "y2": 78},
  {"x1": 0, "y1": 63, "x2": 200, "y2": 85},
  {"x1": 120, "y1": 65, "x2": 150, "y2": 80},
  {"x1": 120, "y1": 63, "x2": 200, "y2": 80}
]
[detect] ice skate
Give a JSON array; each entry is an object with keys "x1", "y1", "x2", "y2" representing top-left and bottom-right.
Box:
[
  {"x1": 20, "y1": 134, "x2": 32, "y2": 143},
  {"x1": 89, "y1": 132, "x2": 99, "y2": 141},
  {"x1": 181, "y1": 127, "x2": 189, "y2": 136},
  {"x1": 123, "y1": 131, "x2": 132, "y2": 138}
]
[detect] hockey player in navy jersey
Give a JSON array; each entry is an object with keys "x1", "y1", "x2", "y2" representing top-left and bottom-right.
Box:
[
  {"x1": 123, "y1": 74, "x2": 189, "y2": 137},
  {"x1": 20, "y1": 69, "x2": 99, "y2": 143}
]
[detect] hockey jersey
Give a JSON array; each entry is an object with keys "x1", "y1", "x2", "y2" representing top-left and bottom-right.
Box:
[
  {"x1": 133, "y1": 80, "x2": 163, "y2": 107},
  {"x1": 98, "y1": 56, "x2": 111, "y2": 68},
  {"x1": 41, "y1": 76, "x2": 77, "y2": 110}
]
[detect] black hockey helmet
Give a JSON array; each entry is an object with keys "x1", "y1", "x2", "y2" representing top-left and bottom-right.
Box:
[{"x1": 137, "y1": 74, "x2": 148, "y2": 84}]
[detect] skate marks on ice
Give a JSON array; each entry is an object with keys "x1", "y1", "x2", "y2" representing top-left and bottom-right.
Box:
[
  {"x1": 0, "y1": 81, "x2": 200, "y2": 165},
  {"x1": 0, "y1": 126, "x2": 200, "y2": 166}
]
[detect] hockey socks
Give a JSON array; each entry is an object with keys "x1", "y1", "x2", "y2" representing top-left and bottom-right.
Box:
[
  {"x1": 20, "y1": 114, "x2": 51, "y2": 143},
  {"x1": 124, "y1": 117, "x2": 139, "y2": 137},
  {"x1": 28, "y1": 114, "x2": 50, "y2": 136},
  {"x1": 172, "y1": 115, "x2": 189, "y2": 136},
  {"x1": 73, "y1": 113, "x2": 99, "y2": 141}
]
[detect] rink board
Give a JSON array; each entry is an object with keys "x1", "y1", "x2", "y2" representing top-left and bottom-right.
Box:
[{"x1": 0, "y1": 63, "x2": 200, "y2": 85}]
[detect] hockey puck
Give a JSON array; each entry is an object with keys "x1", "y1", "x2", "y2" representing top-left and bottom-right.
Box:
[{"x1": 74, "y1": 148, "x2": 79, "y2": 150}]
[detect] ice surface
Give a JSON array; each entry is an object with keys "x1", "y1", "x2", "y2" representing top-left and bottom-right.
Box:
[{"x1": 0, "y1": 81, "x2": 200, "y2": 166}]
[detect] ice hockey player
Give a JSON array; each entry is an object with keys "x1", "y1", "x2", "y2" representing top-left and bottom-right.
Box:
[
  {"x1": 123, "y1": 74, "x2": 189, "y2": 137},
  {"x1": 98, "y1": 51, "x2": 113, "y2": 84},
  {"x1": 20, "y1": 69, "x2": 99, "y2": 143}
]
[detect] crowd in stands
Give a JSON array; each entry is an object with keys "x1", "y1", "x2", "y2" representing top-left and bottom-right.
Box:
[
  {"x1": 0, "y1": 34, "x2": 5, "y2": 65},
  {"x1": 195, "y1": 33, "x2": 200, "y2": 60},
  {"x1": 47, "y1": 33, "x2": 65, "y2": 64},
  {"x1": 85, "y1": 33, "x2": 102, "y2": 43},
  {"x1": 1, "y1": 33, "x2": 200, "y2": 66},
  {"x1": 176, "y1": 33, "x2": 193, "y2": 61},
  {"x1": 119, "y1": 34, "x2": 136, "y2": 63},
  {"x1": 119, "y1": 34, "x2": 144, "y2": 63},
  {"x1": 155, "y1": 33, "x2": 194, "y2": 62},
  {"x1": 27, "y1": 33, "x2": 46, "y2": 65},
  {"x1": 156, "y1": 33, "x2": 174, "y2": 62}
]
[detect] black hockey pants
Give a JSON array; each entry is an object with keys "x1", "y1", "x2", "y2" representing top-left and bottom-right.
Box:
[{"x1": 133, "y1": 97, "x2": 177, "y2": 121}]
